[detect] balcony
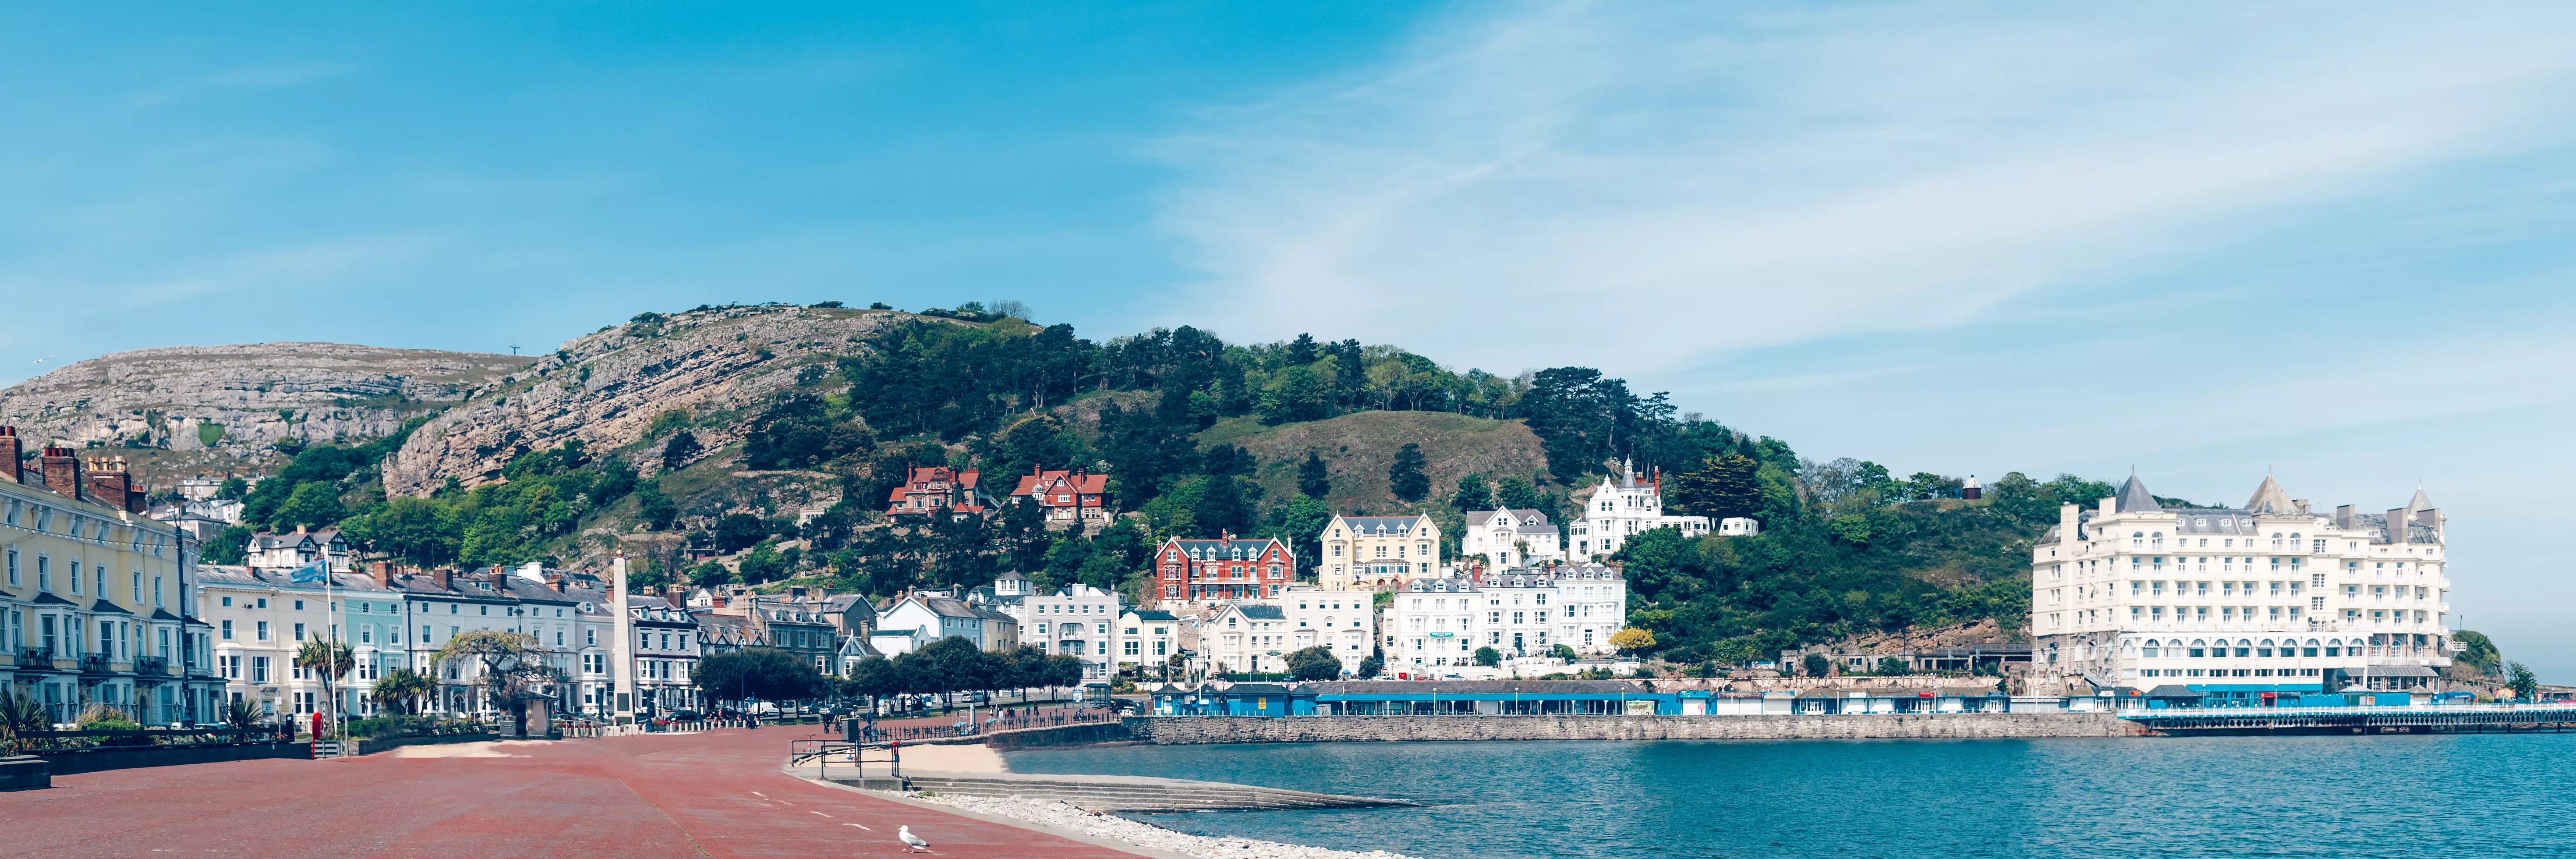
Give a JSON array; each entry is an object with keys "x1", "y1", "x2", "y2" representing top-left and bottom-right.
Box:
[
  {"x1": 18, "y1": 648, "x2": 59, "y2": 670},
  {"x1": 136, "y1": 657, "x2": 170, "y2": 676},
  {"x1": 79, "y1": 654, "x2": 115, "y2": 675}
]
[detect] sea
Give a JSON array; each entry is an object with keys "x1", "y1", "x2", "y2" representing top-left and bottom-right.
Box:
[{"x1": 1005, "y1": 733, "x2": 2575, "y2": 858}]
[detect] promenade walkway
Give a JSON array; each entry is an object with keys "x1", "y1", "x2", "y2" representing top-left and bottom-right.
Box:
[{"x1": 1, "y1": 723, "x2": 1142, "y2": 858}]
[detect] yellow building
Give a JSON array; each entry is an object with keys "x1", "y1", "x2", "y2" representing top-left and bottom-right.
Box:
[
  {"x1": 1318, "y1": 514, "x2": 1443, "y2": 591},
  {"x1": 0, "y1": 429, "x2": 222, "y2": 725}
]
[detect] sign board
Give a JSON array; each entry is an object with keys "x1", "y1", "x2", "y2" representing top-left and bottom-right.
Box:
[{"x1": 1624, "y1": 699, "x2": 1656, "y2": 716}]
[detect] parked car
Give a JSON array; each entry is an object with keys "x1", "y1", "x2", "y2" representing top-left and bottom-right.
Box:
[{"x1": 667, "y1": 709, "x2": 701, "y2": 722}]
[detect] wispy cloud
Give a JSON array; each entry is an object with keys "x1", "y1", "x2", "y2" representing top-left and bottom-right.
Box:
[
  {"x1": 1153, "y1": 3, "x2": 2576, "y2": 371},
  {"x1": 127, "y1": 63, "x2": 350, "y2": 108}
]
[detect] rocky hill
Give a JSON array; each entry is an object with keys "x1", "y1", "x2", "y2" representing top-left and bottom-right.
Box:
[
  {"x1": 0, "y1": 342, "x2": 529, "y2": 477},
  {"x1": 381, "y1": 305, "x2": 943, "y2": 496}
]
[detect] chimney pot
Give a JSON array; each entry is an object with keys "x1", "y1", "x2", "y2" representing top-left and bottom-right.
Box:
[{"x1": 40, "y1": 446, "x2": 83, "y2": 500}]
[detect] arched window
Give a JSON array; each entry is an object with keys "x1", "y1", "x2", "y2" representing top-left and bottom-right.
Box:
[
  {"x1": 2141, "y1": 641, "x2": 2158, "y2": 658},
  {"x1": 2189, "y1": 639, "x2": 2208, "y2": 658},
  {"x1": 2257, "y1": 639, "x2": 2274, "y2": 657},
  {"x1": 2303, "y1": 638, "x2": 2321, "y2": 657}
]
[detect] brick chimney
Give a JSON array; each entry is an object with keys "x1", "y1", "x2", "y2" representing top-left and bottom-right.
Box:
[
  {"x1": 369, "y1": 561, "x2": 396, "y2": 589},
  {"x1": 86, "y1": 456, "x2": 141, "y2": 513},
  {"x1": 39, "y1": 446, "x2": 81, "y2": 500},
  {"x1": 0, "y1": 426, "x2": 20, "y2": 484},
  {"x1": 435, "y1": 566, "x2": 457, "y2": 591}
]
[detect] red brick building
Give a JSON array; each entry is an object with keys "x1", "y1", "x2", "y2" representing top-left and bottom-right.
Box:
[
  {"x1": 884, "y1": 466, "x2": 994, "y2": 518},
  {"x1": 1008, "y1": 466, "x2": 1108, "y2": 525},
  {"x1": 1152, "y1": 536, "x2": 1293, "y2": 605}
]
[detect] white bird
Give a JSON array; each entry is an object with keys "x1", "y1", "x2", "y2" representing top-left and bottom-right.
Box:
[{"x1": 899, "y1": 825, "x2": 931, "y2": 852}]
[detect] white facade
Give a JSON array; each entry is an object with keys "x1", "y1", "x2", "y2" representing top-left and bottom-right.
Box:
[
  {"x1": 1118, "y1": 609, "x2": 1180, "y2": 674},
  {"x1": 1385, "y1": 564, "x2": 1628, "y2": 670},
  {"x1": 1461, "y1": 509, "x2": 1562, "y2": 571},
  {"x1": 1568, "y1": 461, "x2": 1709, "y2": 558},
  {"x1": 1718, "y1": 517, "x2": 1760, "y2": 536},
  {"x1": 1198, "y1": 586, "x2": 1375, "y2": 676},
  {"x1": 2030, "y1": 475, "x2": 2455, "y2": 692},
  {"x1": 993, "y1": 574, "x2": 1122, "y2": 680}
]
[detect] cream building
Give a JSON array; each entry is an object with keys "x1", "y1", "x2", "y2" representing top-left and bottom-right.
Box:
[
  {"x1": 1318, "y1": 514, "x2": 1441, "y2": 590},
  {"x1": 1568, "y1": 461, "x2": 1709, "y2": 559},
  {"x1": 1461, "y1": 509, "x2": 1562, "y2": 571},
  {"x1": 0, "y1": 436, "x2": 222, "y2": 726},
  {"x1": 1199, "y1": 585, "x2": 1374, "y2": 676},
  {"x1": 2030, "y1": 474, "x2": 2454, "y2": 695},
  {"x1": 1385, "y1": 564, "x2": 1628, "y2": 670}
]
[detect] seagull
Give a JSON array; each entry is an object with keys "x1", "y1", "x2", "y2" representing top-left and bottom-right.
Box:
[{"x1": 899, "y1": 825, "x2": 931, "y2": 852}]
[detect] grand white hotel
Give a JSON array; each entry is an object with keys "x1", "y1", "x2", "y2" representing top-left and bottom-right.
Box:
[{"x1": 2030, "y1": 474, "x2": 2451, "y2": 694}]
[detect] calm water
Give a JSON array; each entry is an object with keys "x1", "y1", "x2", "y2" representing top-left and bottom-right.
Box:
[{"x1": 1007, "y1": 733, "x2": 2575, "y2": 858}]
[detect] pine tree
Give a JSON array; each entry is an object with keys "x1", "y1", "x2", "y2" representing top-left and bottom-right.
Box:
[
  {"x1": 661, "y1": 430, "x2": 703, "y2": 472},
  {"x1": 1297, "y1": 451, "x2": 1331, "y2": 498},
  {"x1": 1388, "y1": 443, "x2": 1430, "y2": 502},
  {"x1": 1451, "y1": 473, "x2": 1493, "y2": 511}
]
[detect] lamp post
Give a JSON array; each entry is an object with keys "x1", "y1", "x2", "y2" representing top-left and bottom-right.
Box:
[{"x1": 611, "y1": 554, "x2": 636, "y2": 725}]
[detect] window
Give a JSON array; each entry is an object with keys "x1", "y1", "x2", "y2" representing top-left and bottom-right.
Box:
[
  {"x1": 4, "y1": 550, "x2": 13, "y2": 587},
  {"x1": 294, "y1": 623, "x2": 306, "y2": 642},
  {"x1": 256, "y1": 621, "x2": 269, "y2": 641},
  {"x1": 251, "y1": 656, "x2": 270, "y2": 684},
  {"x1": 222, "y1": 620, "x2": 234, "y2": 639}
]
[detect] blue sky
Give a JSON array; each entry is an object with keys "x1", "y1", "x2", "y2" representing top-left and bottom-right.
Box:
[{"x1": 7, "y1": 3, "x2": 2576, "y2": 674}]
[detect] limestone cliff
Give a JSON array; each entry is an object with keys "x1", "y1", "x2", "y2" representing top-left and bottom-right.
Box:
[
  {"x1": 380, "y1": 305, "x2": 931, "y2": 497},
  {"x1": 0, "y1": 342, "x2": 528, "y2": 460}
]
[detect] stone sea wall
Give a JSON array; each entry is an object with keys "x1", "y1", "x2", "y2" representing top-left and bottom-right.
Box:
[{"x1": 1117, "y1": 713, "x2": 2150, "y2": 744}]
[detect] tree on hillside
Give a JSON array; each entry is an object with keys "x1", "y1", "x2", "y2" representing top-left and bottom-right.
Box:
[
  {"x1": 2452, "y1": 631, "x2": 2502, "y2": 674},
  {"x1": 713, "y1": 513, "x2": 770, "y2": 553},
  {"x1": 661, "y1": 431, "x2": 703, "y2": 472},
  {"x1": 1670, "y1": 454, "x2": 1762, "y2": 521},
  {"x1": 1451, "y1": 474, "x2": 1493, "y2": 511},
  {"x1": 1284, "y1": 646, "x2": 1343, "y2": 681},
  {"x1": 275, "y1": 482, "x2": 348, "y2": 531},
  {"x1": 1609, "y1": 628, "x2": 1656, "y2": 654},
  {"x1": 1473, "y1": 646, "x2": 1502, "y2": 667},
  {"x1": 1516, "y1": 367, "x2": 1647, "y2": 482},
  {"x1": 216, "y1": 476, "x2": 248, "y2": 500},
  {"x1": 1298, "y1": 451, "x2": 1331, "y2": 498},
  {"x1": 1388, "y1": 444, "x2": 1429, "y2": 502},
  {"x1": 202, "y1": 525, "x2": 254, "y2": 565},
  {"x1": 1803, "y1": 653, "x2": 1832, "y2": 678}
]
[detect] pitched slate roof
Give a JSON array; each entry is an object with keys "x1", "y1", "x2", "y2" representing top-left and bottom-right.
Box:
[
  {"x1": 2114, "y1": 475, "x2": 2161, "y2": 513},
  {"x1": 2244, "y1": 475, "x2": 2296, "y2": 515},
  {"x1": 1334, "y1": 515, "x2": 1426, "y2": 536}
]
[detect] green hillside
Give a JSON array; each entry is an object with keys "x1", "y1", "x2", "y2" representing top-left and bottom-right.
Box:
[{"x1": 1200, "y1": 411, "x2": 1548, "y2": 515}]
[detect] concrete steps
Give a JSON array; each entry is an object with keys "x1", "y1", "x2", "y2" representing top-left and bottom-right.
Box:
[{"x1": 838, "y1": 772, "x2": 1416, "y2": 812}]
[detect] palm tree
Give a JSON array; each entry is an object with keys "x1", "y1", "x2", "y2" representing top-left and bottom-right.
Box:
[
  {"x1": 224, "y1": 698, "x2": 261, "y2": 731},
  {"x1": 372, "y1": 668, "x2": 437, "y2": 716},
  {"x1": 294, "y1": 639, "x2": 356, "y2": 734},
  {"x1": 0, "y1": 690, "x2": 49, "y2": 756}
]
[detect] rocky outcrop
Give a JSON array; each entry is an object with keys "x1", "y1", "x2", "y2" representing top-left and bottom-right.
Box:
[
  {"x1": 381, "y1": 305, "x2": 936, "y2": 497},
  {"x1": 0, "y1": 343, "x2": 527, "y2": 454}
]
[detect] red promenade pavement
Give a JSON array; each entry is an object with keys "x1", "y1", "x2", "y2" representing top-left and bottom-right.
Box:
[{"x1": 3, "y1": 725, "x2": 1142, "y2": 859}]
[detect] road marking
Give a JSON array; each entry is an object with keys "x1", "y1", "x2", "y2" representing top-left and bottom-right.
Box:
[
  {"x1": 810, "y1": 811, "x2": 831, "y2": 817},
  {"x1": 846, "y1": 824, "x2": 874, "y2": 831}
]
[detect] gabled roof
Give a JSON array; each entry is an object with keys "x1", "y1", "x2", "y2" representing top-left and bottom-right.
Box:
[
  {"x1": 1332, "y1": 515, "x2": 1428, "y2": 536},
  {"x1": 2114, "y1": 475, "x2": 2161, "y2": 513},
  {"x1": 1012, "y1": 469, "x2": 1108, "y2": 498},
  {"x1": 2407, "y1": 487, "x2": 2435, "y2": 512},
  {"x1": 1129, "y1": 609, "x2": 1178, "y2": 622},
  {"x1": 1465, "y1": 509, "x2": 1549, "y2": 528},
  {"x1": 1228, "y1": 605, "x2": 1286, "y2": 621},
  {"x1": 89, "y1": 599, "x2": 132, "y2": 615}
]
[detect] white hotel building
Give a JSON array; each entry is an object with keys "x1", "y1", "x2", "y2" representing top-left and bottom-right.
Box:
[
  {"x1": 2030, "y1": 475, "x2": 2453, "y2": 695},
  {"x1": 1386, "y1": 564, "x2": 1628, "y2": 669}
]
